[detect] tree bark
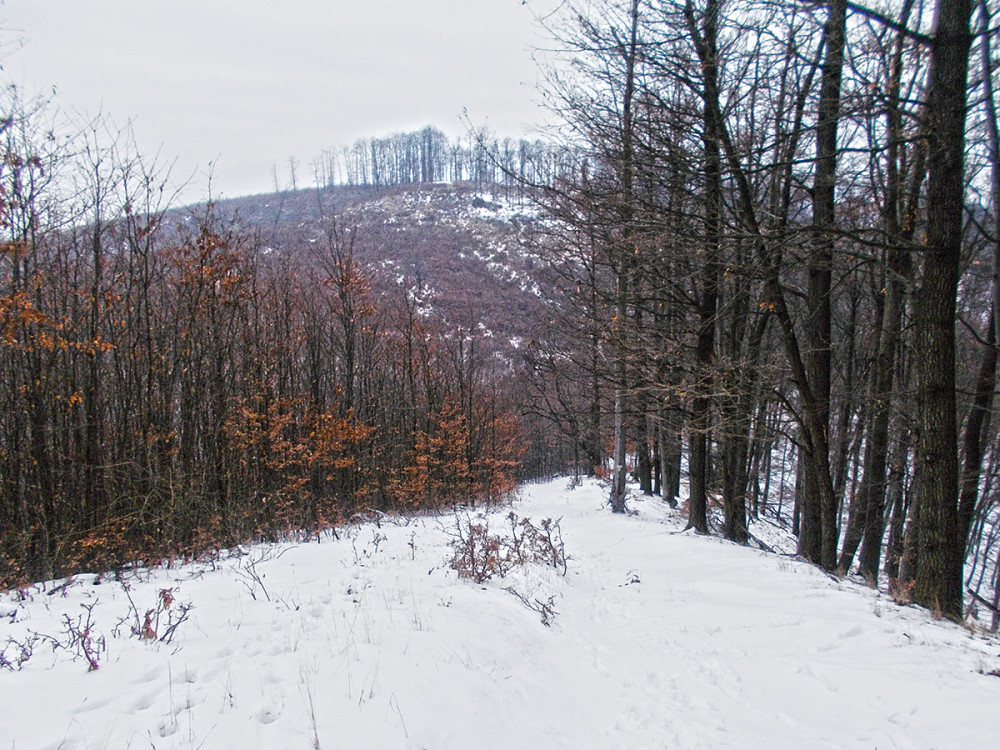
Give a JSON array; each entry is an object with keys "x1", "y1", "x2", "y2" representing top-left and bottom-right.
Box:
[{"x1": 910, "y1": 0, "x2": 973, "y2": 618}]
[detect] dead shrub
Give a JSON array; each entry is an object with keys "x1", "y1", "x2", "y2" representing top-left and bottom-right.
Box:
[
  {"x1": 449, "y1": 511, "x2": 567, "y2": 583},
  {"x1": 115, "y1": 583, "x2": 193, "y2": 644}
]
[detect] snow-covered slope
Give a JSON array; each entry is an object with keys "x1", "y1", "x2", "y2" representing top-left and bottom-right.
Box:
[{"x1": 2, "y1": 479, "x2": 998, "y2": 749}]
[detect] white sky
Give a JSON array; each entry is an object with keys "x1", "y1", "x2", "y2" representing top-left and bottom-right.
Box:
[{"x1": 1, "y1": 0, "x2": 559, "y2": 202}]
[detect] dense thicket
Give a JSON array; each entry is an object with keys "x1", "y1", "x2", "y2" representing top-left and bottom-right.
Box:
[{"x1": 0, "y1": 98, "x2": 523, "y2": 587}]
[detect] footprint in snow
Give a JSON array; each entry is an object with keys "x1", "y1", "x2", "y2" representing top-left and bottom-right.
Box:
[
  {"x1": 132, "y1": 665, "x2": 164, "y2": 684},
  {"x1": 256, "y1": 706, "x2": 280, "y2": 724},
  {"x1": 837, "y1": 625, "x2": 864, "y2": 639},
  {"x1": 70, "y1": 695, "x2": 114, "y2": 714},
  {"x1": 130, "y1": 691, "x2": 157, "y2": 711},
  {"x1": 157, "y1": 717, "x2": 178, "y2": 737}
]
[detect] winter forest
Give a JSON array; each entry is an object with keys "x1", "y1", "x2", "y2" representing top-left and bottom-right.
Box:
[{"x1": 3, "y1": 0, "x2": 1000, "y2": 641}]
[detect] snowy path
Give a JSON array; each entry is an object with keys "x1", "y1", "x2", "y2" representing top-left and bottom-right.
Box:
[{"x1": 1, "y1": 478, "x2": 998, "y2": 749}]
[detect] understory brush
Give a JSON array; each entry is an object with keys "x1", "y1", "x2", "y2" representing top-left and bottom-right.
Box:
[
  {"x1": 449, "y1": 511, "x2": 567, "y2": 583},
  {"x1": 448, "y1": 511, "x2": 567, "y2": 625},
  {"x1": 1, "y1": 580, "x2": 193, "y2": 673}
]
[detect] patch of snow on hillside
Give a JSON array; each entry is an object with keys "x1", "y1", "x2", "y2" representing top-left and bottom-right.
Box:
[{"x1": 470, "y1": 192, "x2": 540, "y2": 222}]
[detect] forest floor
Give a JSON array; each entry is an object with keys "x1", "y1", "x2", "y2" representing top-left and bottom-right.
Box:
[{"x1": 2, "y1": 477, "x2": 998, "y2": 749}]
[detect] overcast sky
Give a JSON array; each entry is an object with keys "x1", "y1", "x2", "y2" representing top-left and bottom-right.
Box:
[{"x1": 1, "y1": 0, "x2": 559, "y2": 202}]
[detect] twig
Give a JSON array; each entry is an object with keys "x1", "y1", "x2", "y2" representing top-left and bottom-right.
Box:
[
  {"x1": 390, "y1": 693, "x2": 409, "y2": 738},
  {"x1": 967, "y1": 587, "x2": 1000, "y2": 615}
]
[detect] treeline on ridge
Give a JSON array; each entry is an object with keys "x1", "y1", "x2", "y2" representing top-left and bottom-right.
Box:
[{"x1": 306, "y1": 125, "x2": 571, "y2": 195}]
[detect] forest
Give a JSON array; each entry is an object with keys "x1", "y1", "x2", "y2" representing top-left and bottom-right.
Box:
[
  {"x1": 0, "y1": 107, "x2": 538, "y2": 586},
  {"x1": 2, "y1": 0, "x2": 1000, "y2": 628},
  {"x1": 519, "y1": 0, "x2": 999, "y2": 623}
]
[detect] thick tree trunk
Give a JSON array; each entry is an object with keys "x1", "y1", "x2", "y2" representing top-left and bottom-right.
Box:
[
  {"x1": 722, "y1": 426, "x2": 749, "y2": 544},
  {"x1": 910, "y1": 0, "x2": 972, "y2": 619}
]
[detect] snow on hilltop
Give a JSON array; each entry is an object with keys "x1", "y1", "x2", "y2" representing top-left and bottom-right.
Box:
[{"x1": 2, "y1": 478, "x2": 998, "y2": 749}]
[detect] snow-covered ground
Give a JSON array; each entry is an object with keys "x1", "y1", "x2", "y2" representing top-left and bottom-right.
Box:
[{"x1": 2, "y1": 478, "x2": 998, "y2": 749}]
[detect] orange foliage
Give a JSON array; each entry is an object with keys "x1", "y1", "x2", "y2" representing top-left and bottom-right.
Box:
[
  {"x1": 223, "y1": 396, "x2": 374, "y2": 536},
  {"x1": 389, "y1": 401, "x2": 522, "y2": 508},
  {"x1": 0, "y1": 290, "x2": 61, "y2": 350},
  {"x1": 67, "y1": 519, "x2": 154, "y2": 575},
  {"x1": 310, "y1": 410, "x2": 373, "y2": 478}
]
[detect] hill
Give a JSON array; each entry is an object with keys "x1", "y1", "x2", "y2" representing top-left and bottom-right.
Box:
[{"x1": 197, "y1": 181, "x2": 549, "y2": 348}]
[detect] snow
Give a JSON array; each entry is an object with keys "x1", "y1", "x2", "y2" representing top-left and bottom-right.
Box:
[
  {"x1": 468, "y1": 192, "x2": 540, "y2": 223},
  {"x1": 2, "y1": 478, "x2": 998, "y2": 749}
]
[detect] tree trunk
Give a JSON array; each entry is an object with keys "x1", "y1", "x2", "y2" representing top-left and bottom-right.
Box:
[
  {"x1": 685, "y1": 0, "x2": 722, "y2": 534},
  {"x1": 636, "y1": 404, "x2": 654, "y2": 495},
  {"x1": 840, "y1": 79, "x2": 921, "y2": 575},
  {"x1": 588, "y1": 329, "x2": 602, "y2": 475},
  {"x1": 854, "y1": 33, "x2": 926, "y2": 578},
  {"x1": 804, "y1": 0, "x2": 847, "y2": 571},
  {"x1": 610, "y1": 219, "x2": 629, "y2": 512},
  {"x1": 609, "y1": 0, "x2": 640, "y2": 514},
  {"x1": 957, "y1": 310, "x2": 996, "y2": 555},
  {"x1": 660, "y1": 406, "x2": 681, "y2": 507},
  {"x1": 910, "y1": 0, "x2": 973, "y2": 619}
]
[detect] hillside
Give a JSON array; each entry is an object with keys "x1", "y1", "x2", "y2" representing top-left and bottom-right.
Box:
[
  {"x1": 200, "y1": 182, "x2": 549, "y2": 347},
  {"x1": 2, "y1": 478, "x2": 998, "y2": 749}
]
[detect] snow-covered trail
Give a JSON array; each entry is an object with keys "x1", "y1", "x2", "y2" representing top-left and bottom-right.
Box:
[
  {"x1": 2, "y1": 478, "x2": 998, "y2": 749},
  {"x1": 534, "y1": 486, "x2": 997, "y2": 749}
]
